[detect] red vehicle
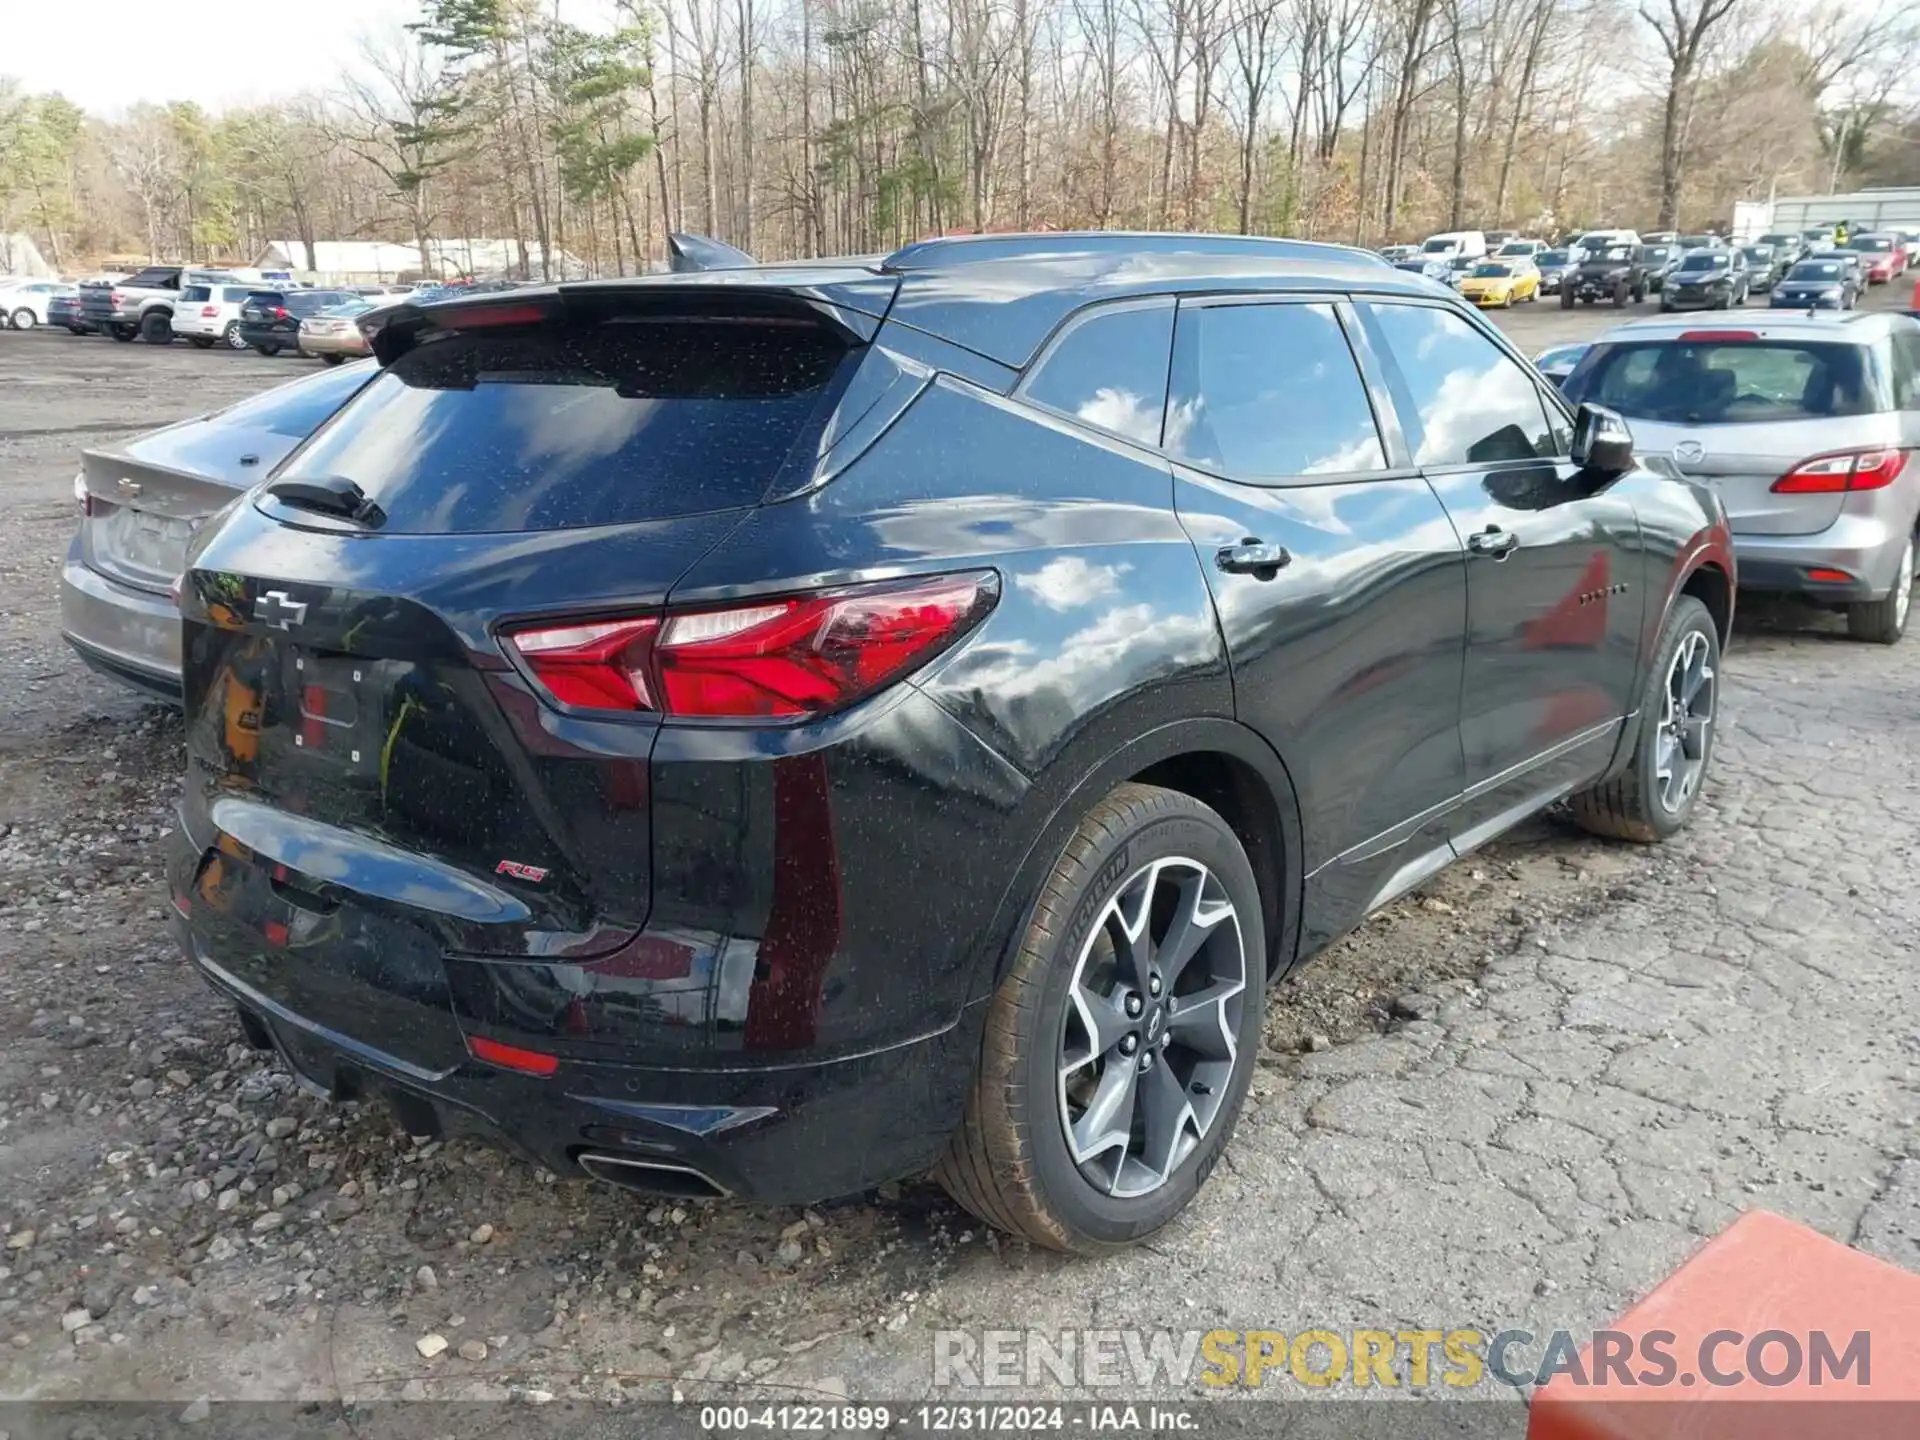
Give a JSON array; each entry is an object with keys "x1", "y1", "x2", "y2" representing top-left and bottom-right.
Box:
[{"x1": 1843, "y1": 232, "x2": 1906, "y2": 284}]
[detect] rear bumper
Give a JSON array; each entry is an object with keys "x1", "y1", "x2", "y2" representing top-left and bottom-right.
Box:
[
  {"x1": 1735, "y1": 509, "x2": 1917, "y2": 600},
  {"x1": 172, "y1": 909, "x2": 982, "y2": 1203},
  {"x1": 299, "y1": 333, "x2": 369, "y2": 357},
  {"x1": 239, "y1": 324, "x2": 298, "y2": 350},
  {"x1": 59, "y1": 545, "x2": 183, "y2": 699}
]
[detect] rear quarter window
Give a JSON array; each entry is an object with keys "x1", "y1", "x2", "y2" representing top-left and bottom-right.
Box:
[
  {"x1": 1020, "y1": 302, "x2": 1173, "y2": 446},
  {"x1": 1567, "y1": 340, "x2": 1885, "y2": 423},
  {"x1": 272, "y1": 319, "x2": 856, "y2": 533}
]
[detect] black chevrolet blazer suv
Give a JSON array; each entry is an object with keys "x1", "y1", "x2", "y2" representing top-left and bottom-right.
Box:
[{"x1": 169, "y1": 233, "x2": 1734, "y2": 1252}]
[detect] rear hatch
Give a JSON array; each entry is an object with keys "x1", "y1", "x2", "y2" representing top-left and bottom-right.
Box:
[
  {"x1": 80, "y1": 362, "x2": 378, "y2": 593},
  {"x1": 177, "y1": 285, "x2": 889, "y2": 1060},
  {"x1": 1564, "y1": 330, "x2": 1895, "y2": 536}
]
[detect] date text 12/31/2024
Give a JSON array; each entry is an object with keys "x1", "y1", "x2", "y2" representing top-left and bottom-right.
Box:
[{"x1": 700, "y1": 1404, "x2": 1199, "y2": 1432}]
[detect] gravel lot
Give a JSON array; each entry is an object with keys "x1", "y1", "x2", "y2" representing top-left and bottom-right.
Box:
[{"x1": 1, "y1": 293, "x2": 1916, "y2": 1407}]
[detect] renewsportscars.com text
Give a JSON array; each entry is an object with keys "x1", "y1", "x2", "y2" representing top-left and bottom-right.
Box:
[{"x1": 932, "y1": 1327, "x2": 1872, "y2": 1391}]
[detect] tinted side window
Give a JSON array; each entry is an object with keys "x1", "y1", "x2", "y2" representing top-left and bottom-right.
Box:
[
  {"x1": 1021, "y1": 303, "x2": 1172, "y2": 447},
  {"x1": 1363, "y1": 303, "x2": 1553, "y2": 466},
  {"x1": 1167, "y1": 301, "x2": 1386, "y2": 479}
]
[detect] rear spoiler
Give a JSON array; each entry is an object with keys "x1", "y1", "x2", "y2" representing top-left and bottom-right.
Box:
[
  {"x1": 363, "y1": 277, "x2": 894, "y2": 365},
  {"x1": 667, "y1": 233, "x2": 756, "y2": 272}
]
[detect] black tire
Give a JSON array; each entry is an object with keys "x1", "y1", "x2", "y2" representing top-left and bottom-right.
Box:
[
  {"x1": 1612, "y1": 284, "x2": 1627, "y2": 307},
  {"x1": 319, "y1": 353, "x2": 344, "y2": 366},
  {"x1": 187, "y1": 337, "x2": 215, "y2": 349},
  {"x1": 1846, "y1": 534, "x2": 1913, "y2": 644},
  {"x1": 66, "y1": 326, "x2": 87, "y2": 336},
  {"x1": 1560, "y1": 288, "x2": 1574, "y2": 309},
  {"x1": 140, "y1": 311, "x2": 173, "y2": 344},
  {"x1": 109, "y1": 325, "x2": 135, "y2": 342},
  {"x1": 936, "y1": 783, "x2": 1266, "y2": 1254},
  {"x1": 1569, "y1": 595, "x2": 1719, "y2": 843},
  {"x1": 255, "y1": 342, "x2": 282, "y2": 357},
  {"x1": 222, "y1": 321, "x2": 247, "y2": 350}
]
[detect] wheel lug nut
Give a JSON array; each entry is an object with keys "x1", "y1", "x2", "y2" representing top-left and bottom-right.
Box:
[
  {"x1": 1148, "y1": 974, "x2": 1162, "y2": 997},
  {"x1": 1139, "y1": 1051, "x2": 1155, "y2": 1072},
  {"x1": 1118, "y1": 1034, "x2": 1138, "y2": 1056},
  {"x1": 1123, "y1": 992, "x2": 1143, "y2": 1018}
]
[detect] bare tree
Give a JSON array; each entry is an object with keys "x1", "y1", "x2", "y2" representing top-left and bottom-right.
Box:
[{"x1": 1639, "y1": 0, "x2": 1746, "y2": 229}]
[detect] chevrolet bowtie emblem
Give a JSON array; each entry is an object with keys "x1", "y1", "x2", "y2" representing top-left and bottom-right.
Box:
[{"x1": 257, "y1": 590, "x2": 308, "y2": 631}]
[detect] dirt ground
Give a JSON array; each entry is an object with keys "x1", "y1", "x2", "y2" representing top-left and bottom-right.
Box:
[{"x1": 0, "y1": 292, "x2": 1911, "y2": 1407}]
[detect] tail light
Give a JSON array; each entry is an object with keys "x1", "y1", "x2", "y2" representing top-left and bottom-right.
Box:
[
  {"x1": 1772, "y1": 448, "x2": 1908, "y2": 494},
  {"x1": 201, "y1": 305, "x2": 218, "y2": 317},
  {"x1": 272, "y1": 306, "x2": 289, "y2": 319},
  {"x1": 503, "y1": 571, "x2": 1000, "y2": 721},
  {"x1": 109, "y1": 290, "x2": 124, "y2": 306}
]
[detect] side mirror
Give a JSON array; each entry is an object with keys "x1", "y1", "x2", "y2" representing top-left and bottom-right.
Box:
[{"x1": 1572, "y1": 403, "x2": 1635, "y2": 473}]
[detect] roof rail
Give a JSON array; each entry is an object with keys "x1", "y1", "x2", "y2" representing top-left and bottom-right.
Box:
[{"x1": 879, "y1": 230, "x2": 1387, "y2": 272}]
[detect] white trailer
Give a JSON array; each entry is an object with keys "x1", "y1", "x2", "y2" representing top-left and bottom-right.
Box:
[{"x1": 1759, "y1": 187, "x2": 1920, "y2": 250}]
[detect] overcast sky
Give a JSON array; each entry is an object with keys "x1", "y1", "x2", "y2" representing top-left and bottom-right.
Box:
[{"x1": 12, "y1": 0, "x2": 611, "y2": 113}]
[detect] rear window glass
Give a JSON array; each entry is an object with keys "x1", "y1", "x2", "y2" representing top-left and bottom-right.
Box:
[
  {"x1": 180, "y1": 285, "x2": 211, "y2": 302},
  {"x1": 1677, "y1": 253, "x2": 1729, "y2": 271},
  {"x1": 221, "y1": 286, "x2": 252, "y2": 303},
  {"x1": 284, "y1": 291, "x2": 351, "y2": 315},
  {"x1": 1566, "y1": 341, "x2": 1883, "y2": 423},
  {"x1": 275, "y1": 320, "x2": 852, "y2": 532},
  {"x1": 213, "y1": 360, "x2": 376, "y2": 438},
  {"x1": 1788, "y1": 263, "x2": 1845, "y2": 281}
]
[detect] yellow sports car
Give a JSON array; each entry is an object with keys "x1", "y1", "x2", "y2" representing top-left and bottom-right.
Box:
[{"x1": 1459, "y1": 259, "x2": 1540, "y2": 307}]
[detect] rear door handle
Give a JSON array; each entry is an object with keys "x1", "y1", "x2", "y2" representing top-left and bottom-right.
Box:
[
  {"x1": 1216, "y1": 540, "x2": 1292, "y2": 577},
  {"x1": 1467, "y1": 525, "x2": 1518, "y2": 559}
]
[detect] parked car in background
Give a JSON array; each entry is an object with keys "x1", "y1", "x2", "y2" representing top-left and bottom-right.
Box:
[
  {"x1": 2, "y1": 280, "x2": 79, "y2": 330},
  {"x1": 1808, "y1": 248, "x2": 1869, "y2": 292},
  {"x1": 1394, "y1": 254, "x2": 1455, "y2": 285},
  {"x1": 1444, "y1": 255, "x2": 1477, "y2": 290},
  {"x1": 1459, "y1": 258, "x2": 1539, "y2": 307},
  {"x1": 1535, "y1": 248, "x2": 1573, "y2": 294},
  {"x1": 1770, "y1": 257, "x2": 1860, "y2": 311},
  {"x1": 1419, "y1": 229, "x2": 1489, "y2": 261},
  {"x1": 1676, "y1": 233, "x2": 1725, "y2": 252},
  {"x1": 1532, "y1": 341, "x2": 1591, "y2": 387},
  {"x1": 171, "y1": 283, "x2": 264, "y2": 350},
  {"x1": 81, "y1": 265, "x2": 238, "y2": 343},
  {"x1": 1641, "y1": 230, "x2": 1679, "y2": 247},
  {"x1": 1757, "y1": 233, "x2": 1807, "y2": 264},
  {"x1": 1379, "y1": 245, "x2": 1418, "y2": 263},
  {"x1": 1569, "y1": 228, "x2": 1641, "y2": 262},
  {"x1": 297, "y1": 297, "x2": 378, "y2": 364},
  {"x1": 59, "y1": 360, "x2": 377, "y2": 697},
  {"x1": 48, "y1": 289, "x2": 91, "y2": 334},
  {"x1": 1493, "y1": 239, "x2": 1547, "y2": 260},
  {"x1": 165, "y1": 234, "x2": 1734, "y2": 1252},
  {"x1": 1659, "y1": 249, "x2": 1749, "y2": 311},
  {"x1": 1741, "y1": 244, "x2": 1790, "y2": 293},
  {"x1": 1803, "y1": 226, "x2": 1839, "y2": 250},
  {"x1": 1564, "y1": 242, "x2": 1652, "y2": 306},
  {"x1": 1563, "y1": 311, "x2": 1920, "y2": 643},
  {"x1": 237, "y1": 288, "x2": 356, "y2": 356},
  {"x1": 1840, "y1": 232, "x2": 1905, "y2": 284},
  {"x1": 1638, "y1": 244, "x2": 1677, "y2": 291}
]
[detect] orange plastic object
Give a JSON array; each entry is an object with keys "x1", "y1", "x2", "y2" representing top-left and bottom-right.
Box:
[{"x1": 1528, "y1": 1210, "x2": 1920, "y2": 1440}]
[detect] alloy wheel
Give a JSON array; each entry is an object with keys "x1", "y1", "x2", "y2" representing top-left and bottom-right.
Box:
[
  {"x1": 1655, "y1": 630, "x2": 1715, "y2": 813},
  {"x1": 1057, "y1": 857, "x2": 1246, "y2": 1199}
]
